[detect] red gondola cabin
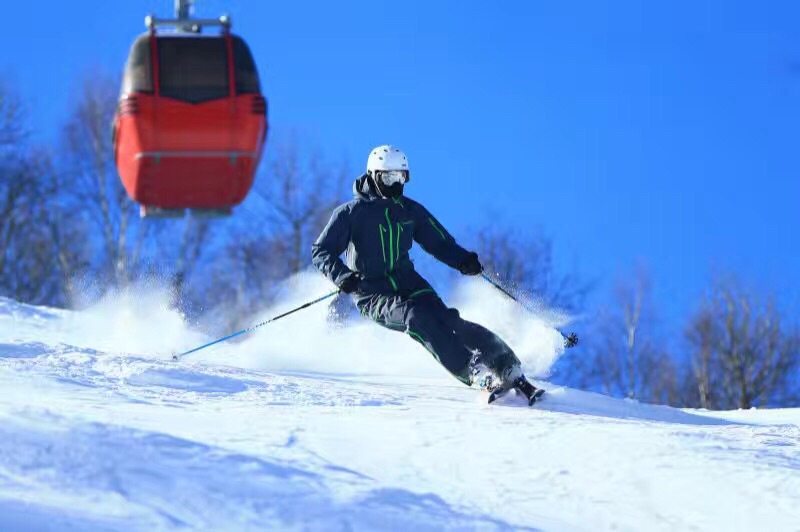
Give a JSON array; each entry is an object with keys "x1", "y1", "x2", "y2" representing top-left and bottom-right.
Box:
[{"x1": 113, "y1": 15, "x2": 268, "y2": 217}]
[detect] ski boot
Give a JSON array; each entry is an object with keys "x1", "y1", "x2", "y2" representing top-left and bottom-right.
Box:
[
  {"x1": 482, "y1": 366, "x2": 545, "y2": 406},
  {"x1": 512, "y1": 375, "x2": 546, "y2": 406},
  {"x1": 469, "y1": 351, "x2": 544, "y2": 405},
  {"x1": 483, "y1": 363, "x2": 519, "y2": 404}
]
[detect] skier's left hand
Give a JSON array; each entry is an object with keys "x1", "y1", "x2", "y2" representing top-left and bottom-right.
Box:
[{"x1": 458, "y1": 252, "x2": 483, "y2": 276}]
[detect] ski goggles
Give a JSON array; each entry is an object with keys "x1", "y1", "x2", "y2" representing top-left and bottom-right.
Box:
[{"x1": 376, "y1": 170, "x2": 409, "y2": 186}]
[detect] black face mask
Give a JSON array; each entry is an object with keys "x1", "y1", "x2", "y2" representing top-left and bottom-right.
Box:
[{"x1": 371, "y1": 174, "x2": 404, "y2": 198}]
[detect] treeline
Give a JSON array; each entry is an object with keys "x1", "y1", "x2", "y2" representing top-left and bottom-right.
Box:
[
  {"x1": 561, "y1": 267, "x2": 799, "y2": 409},
  {"x1": 0, "y1": 75, "x2": 348, "y2": 329},
  {"x1": 1, "y1": 75, "x2": 797, "y2": 409},
  {"x1": 469, "y1": 230, "x2": 799, "y2": 409}
]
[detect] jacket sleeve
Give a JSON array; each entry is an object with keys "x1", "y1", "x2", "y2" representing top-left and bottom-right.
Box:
[
  {"x1": 412, "y1": 203, "x2": 471, "y2": 270},
  {"x1": 311, "y1": 204, "x2": 356, "y2": 287}
]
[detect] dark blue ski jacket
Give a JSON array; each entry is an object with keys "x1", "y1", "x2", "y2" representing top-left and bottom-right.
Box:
[{"x1": 312, "y1": 174, "x2": 472, "y2": 306}]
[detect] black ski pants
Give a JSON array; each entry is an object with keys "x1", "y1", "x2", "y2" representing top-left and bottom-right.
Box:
[{"x1": 358, "y1": 292, "x2": 519, "y2": 385}]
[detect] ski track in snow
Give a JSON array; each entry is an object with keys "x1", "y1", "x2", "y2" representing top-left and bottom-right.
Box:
[{"x1": 1, "y1": 290, "x2": 799, "y2": 531}]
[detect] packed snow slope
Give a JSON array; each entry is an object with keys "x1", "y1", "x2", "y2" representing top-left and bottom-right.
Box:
[{"x1": 1, "y1": 275, "x2": 799, "y2": 531}]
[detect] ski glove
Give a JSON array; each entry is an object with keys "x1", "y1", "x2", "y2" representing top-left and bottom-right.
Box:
[
  {"x1": 458, "y1": 252, "x2": 483, "y2": 276},
  {"x1": 338, "y1": 272, "x2": 362, "y2": 294}
]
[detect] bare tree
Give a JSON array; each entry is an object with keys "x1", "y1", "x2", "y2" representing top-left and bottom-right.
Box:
[
  {"x1": 686, "y1": 308, "x2": 714, "y2": 409},
  {"x1": 617, "y1": 271, "x2": 651, "y2": 399},
  {"x1": 570, "y1": 268, "x2": 686, "y2": 405},
  {"x1": 195, "y1": 136, "x2": 351, "y2": 330},
  {"x1": 253, "y1": 138, "x2": 347, "y2": 276},
  {"x1": 0, "y1": 80, "x2": 25, "y2": 149},
  {"x1": 0, "y1": 81, "x2": 75, "y2": 305},
  {"x1": 475, "y1": 226, "x2": 590, "y2": 312},
  {"x1": 686, "y1": 280, "x2": 800, "y2": 409},
  {"x1": 59, "y1": 73, "x2": 147, "y2": 289},
  {"x1": 0, "y1": 81, "x2": 30, "y2": 277}
]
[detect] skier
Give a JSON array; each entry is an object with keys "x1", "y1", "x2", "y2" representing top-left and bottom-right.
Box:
[{"x1": 311, "y1": 145, "x2": 543, "y2": 403}]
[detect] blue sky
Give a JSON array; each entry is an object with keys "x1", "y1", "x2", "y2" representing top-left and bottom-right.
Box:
[{"x1": 3, "y1": 0, "x2": 799, "y2": 333}]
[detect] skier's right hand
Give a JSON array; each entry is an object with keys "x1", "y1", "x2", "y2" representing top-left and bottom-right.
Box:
[{"x1": 338, "y1": 272, "x2": 362, "y2": 294}]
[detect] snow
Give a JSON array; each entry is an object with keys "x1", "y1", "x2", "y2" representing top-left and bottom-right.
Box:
[{"x1": 1, "y1": 279, "x2": 799, "y2": 531}]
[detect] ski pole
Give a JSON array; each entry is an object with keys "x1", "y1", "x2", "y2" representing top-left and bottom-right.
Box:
[
  {"x1": 480, "y1": 273, "x2": 579, "y2": 349},
  {"x1": 172, "y1": 289, "x2": 341, "y2": 361}
]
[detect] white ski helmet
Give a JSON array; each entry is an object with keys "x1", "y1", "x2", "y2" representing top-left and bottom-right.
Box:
[{"x1": 366, "y1": 145, "x2": 409, "y2": 175}]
